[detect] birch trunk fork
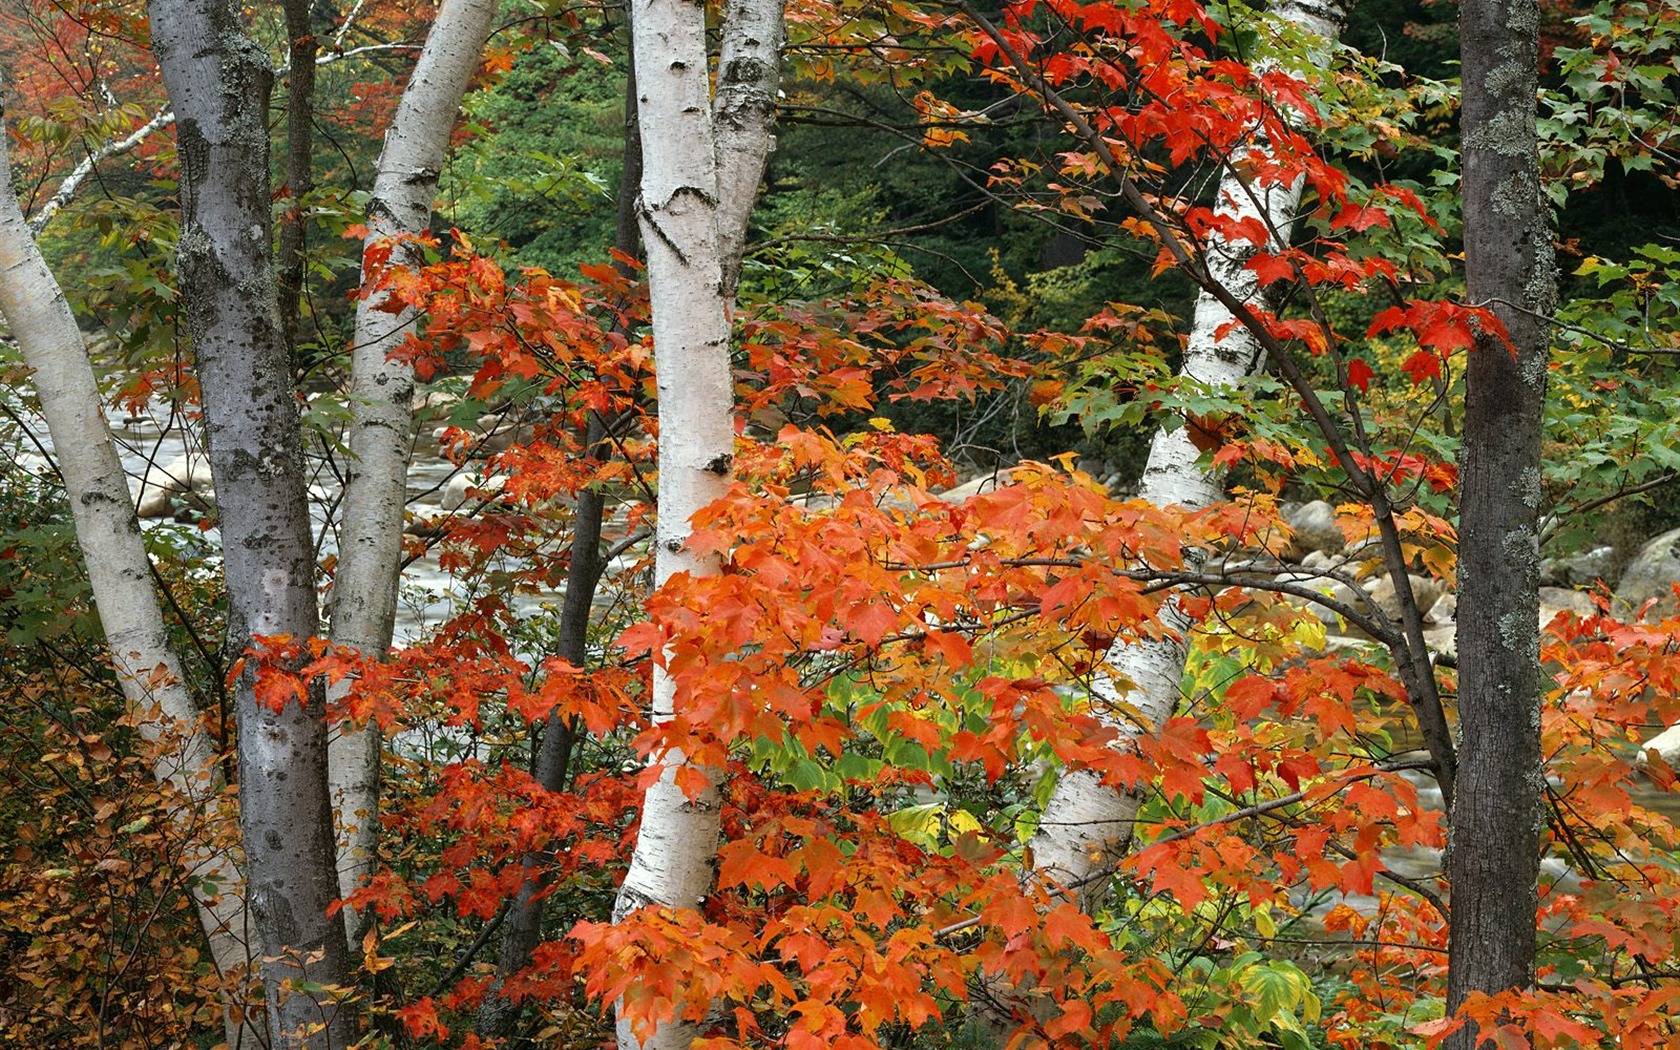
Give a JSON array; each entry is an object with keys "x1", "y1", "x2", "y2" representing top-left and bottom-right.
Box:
[{"x1": 612, "y1": 0, "x2": 780, "y2": 1046}]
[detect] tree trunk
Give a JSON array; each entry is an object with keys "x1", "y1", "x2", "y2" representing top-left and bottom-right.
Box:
[
  {"x1": 276, "y1": 0, "x2": 320, "y2": 363},
  {"x1": 1027, "y1": 0, "x2": 1348, "y2": 899},
  {"x1": 612, "y1": 0, "x2": 780, "y2": 1046},
  {"x1": 148, "y1": 1, "x2": 353, "y2": 1044},
  {"x1": 712, "y1": 0, "x2": 781, "y2": 299},
  {"x1": 477, "y1": 55, "x2": 641, "y2": 1037},
  {"x1": 1445, "y1": 0, "x2": 1554, "y2": 1042},
  {"x1": 0, "y1": 67, "x2": 256, "y2": 1047},
  {"x1": 329, "y1": 0, "x2": 500, "y2": 937}
]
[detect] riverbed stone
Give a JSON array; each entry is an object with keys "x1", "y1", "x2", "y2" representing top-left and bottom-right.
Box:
[
  {"x1": 135, "y1": 453, "x2": 214, "y2": 519},
  {"x1": 1283, "y1": 500, "x2": 1343, "y2": 559},
  {"x1": 936, "y1": 472, "x2": 1004, "y2": 503},
  {"x1": 1540, "y1": 545, "x2": 1616, "y2": 588},
  {"x1": 1613, "y1": 527, "x2": 1680, "y2": 621},
  {"x1": 1364, "y1": 573, "x2": 1443, "y2": 623},
  {"x1": 1637, "y1": 722, "x2": 1680, "y2": 772},
  {"x1": 1538, "y1": 586, "x2": 1597, "y2": 621},
  {"x1": 441, "y1": 470, "x2": 507, "y2": 512}
]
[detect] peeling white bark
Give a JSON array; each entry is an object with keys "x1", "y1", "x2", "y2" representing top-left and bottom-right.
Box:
[
  {"x1": 1028, "y1": 0, "x2": 1349, "y2": 898},
  {"x1": 712, "y1": 0, "x2": 783, "y2": 296},
  {"x1": 329, "y1": 0, "x2": 500, "y2": 935},
  {"x1": 613, "y1": 0, "x2": 780, "y2": 1046},
  {"x1": 0, "y1": 70, "x2": 254, "y2": 1043},
  {"x1": 614, "y1": 0, "x2": 736, "y2": 936}
]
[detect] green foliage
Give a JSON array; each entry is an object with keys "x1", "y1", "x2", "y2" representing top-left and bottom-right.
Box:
[
  {"x1": 444, "y1": 43, "x2": 626, "y2": 273},
  {"x1": 1545, "y1": 244, "x2": 1680, "y2": 552}
]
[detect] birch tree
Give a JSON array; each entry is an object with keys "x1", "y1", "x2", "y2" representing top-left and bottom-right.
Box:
[
  {"x1": 148, "y1": 0, "x2": 352, "y2": 1042},
  {"x1": 1445, "y1": 0, "x2": 1554, "y2": 1040},
  {"x1": 1026, "y1": 0, "x2": 1349, "y2": 899},
  {"x1": 0, "y1": 70, "x2": 256, "y2": 1045},
  {"x1": 329, "y1": 0, "x2": 501, "y2": 933},
  {"x1": 611, "y1": 0, "x2": 780, "y2": 1045}
]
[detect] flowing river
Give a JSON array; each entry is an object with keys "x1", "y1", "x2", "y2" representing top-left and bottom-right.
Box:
[
  {"x1": 9, "y1": 396, "x2": 1678, "y2": 919},
  {"x1": 7, "y1": 398, "x2": 586, "y2": 646}
]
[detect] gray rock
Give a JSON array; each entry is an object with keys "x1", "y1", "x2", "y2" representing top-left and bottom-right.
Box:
[
  {"x1": 1541, "y1": 545, "x2": 1616, "y2": 588},
  {"x1": 1538, "y1": 586, "x2": 1597, "y2": 621},
  {"x1": 135, "y1": 453, "x2": 214, "y2": 519},
  {"x1": 440, "y1": 471, "x2": 507, "y2": 512},
  {"x1": 430, "y1": 408, "x2": 536, "y2": 457},
  {"x1": 1613, "y1": 527, "x2": 1680, "y2": 621},
  {"x1": 1299, "y1": 548, "x2": 1335, "y2": 572},
  {"x1": 1364, "y1": 573, "x2": 1443, "y2": 623},
  {"x1": 1284, "y1": 500, "x2": 1344, "y2": 559},
  {"x1": 936, "y1": 473, "x2": 1004, "y2": 504},
  {"x1": 1636, "y1": 722, "x2": 1680, "y2": 771}
]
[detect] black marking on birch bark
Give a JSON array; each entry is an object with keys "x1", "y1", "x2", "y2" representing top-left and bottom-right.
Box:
[{"x1": 639, "y1": 201, "x2": 690, "y2": 267}]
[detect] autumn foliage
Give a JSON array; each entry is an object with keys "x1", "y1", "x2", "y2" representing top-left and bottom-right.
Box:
[{"x1": 2, "y1": 0, "x2": 1679, "y2": 1045}]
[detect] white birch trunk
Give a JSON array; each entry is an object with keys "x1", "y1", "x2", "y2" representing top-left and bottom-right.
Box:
[
  {"x1": 712, "y1": 0, "x2": 783, "y2": 296},
  {"x1": 612, "y1": 0, "x2": 780, "y2": 1047},
  {"x1": 1027, "y1": 0, "x2": 1348, "y2": 898},
  {"x1": 0, "y1": 72, "x2": 254, "y2": 1024},
  {"x1": 328, "y1": 0, "x2": 500, "y2": 932}
]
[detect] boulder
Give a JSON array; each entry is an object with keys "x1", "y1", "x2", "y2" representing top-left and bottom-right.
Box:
[
  {"x1": 429, "y1": 408, "x2": 537, "y2": 457},
  {"x1": 1363, "y1": 573, "x2": 1443, "y2": 623},
  {"x1": 1538, "y1": 586, "x2": 1597, "y2": 621},
  {"x1": 441, "y1": 471, "x2": 507, "y2": 512},
  {"x1": 135, "y1": 453, "x2": 214, "y2": 519},
  {"x1": 412, "y1": 388, "x2": 462, "y2": 420},
  {"x1": 1636, "y1": 722, "x2": 1680, "y2": 772},
  {"x1": 1540, "y1": 545, "x2": 1616, "y2": 589},
  {"x1": 1280, "y1": 567, "x2": 1365, "y2": 634},
  {"x1": 936, "y1": 472, "x2": 1004, "y2": 503},
  {"x1": 1613, "y1": 527, "x2": 1680, "y2": 622},
  {"x1": 1283, "y1": 500, "x2": 1343, "y2": 559},
  {"x1": 1299, "y1": 548, "x2": 1338, "y2": 572}
]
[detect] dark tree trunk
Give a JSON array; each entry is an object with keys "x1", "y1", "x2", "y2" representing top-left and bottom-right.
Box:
[
  {"x1": 476, "y1": 57, "x2": 642, "y2": 1037},
  {"x1": 148, "y1": 0, "x2": 353, "y2": 1045},
  {"x1": 1447, "y1": 0, "x2": 1557, "y2": 1043},
  {"x1": 277, "y1": 0, "x2": 320, "y2": 362}
]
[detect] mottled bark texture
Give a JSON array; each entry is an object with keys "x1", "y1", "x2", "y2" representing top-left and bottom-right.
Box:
[
  {"x1": 329, "y1": 0, "x2": 500, "y2": 941},
  {"x1": 1026, "y1": 0, "x2": 1348, "y2": 901},
  {"x1": 0, "y1": 75, "x2": 256, "y2": 1046},
  {"x1": 1445, "y1": 0, "x2": 1555, "y2": 1043},
  {"x1": 611, "y1": 0, "x2": 780, "y2": 1047},
  {"x1": 148, "y1": 1, "x2": 352, "y2": 1045}
]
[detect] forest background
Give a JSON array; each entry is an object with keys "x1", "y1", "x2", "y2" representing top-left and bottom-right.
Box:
[{"x1": 0, "y1": 0, "x2": 1677, "y2": 1048}]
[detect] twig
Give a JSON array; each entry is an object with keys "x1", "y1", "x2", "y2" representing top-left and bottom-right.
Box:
[
  {"x1": 1539, "y1": 470, "x2": 1680, "y2": 547},
  {"x1": 428, "y1": 904, "x2": 510, "y2": 997},
  {"x1": 28, "y1": 44, "x2": 421, "y2": 236},
  {"x1": 29, "y1": 107, "x2": 173, "y2": 236}
]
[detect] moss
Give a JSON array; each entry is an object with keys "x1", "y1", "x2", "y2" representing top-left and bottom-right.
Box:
[{"x1": 1467, "y1": 108, "x2": 1539, "y2": 158}]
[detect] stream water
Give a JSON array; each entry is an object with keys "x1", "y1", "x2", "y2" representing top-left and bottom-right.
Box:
[
  {"x1": 11, "y1": 398, "x2": 1679, "y2": 920},
  {"x1": 28, "y1": 401, "x2": 578, "y2": 646}
]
